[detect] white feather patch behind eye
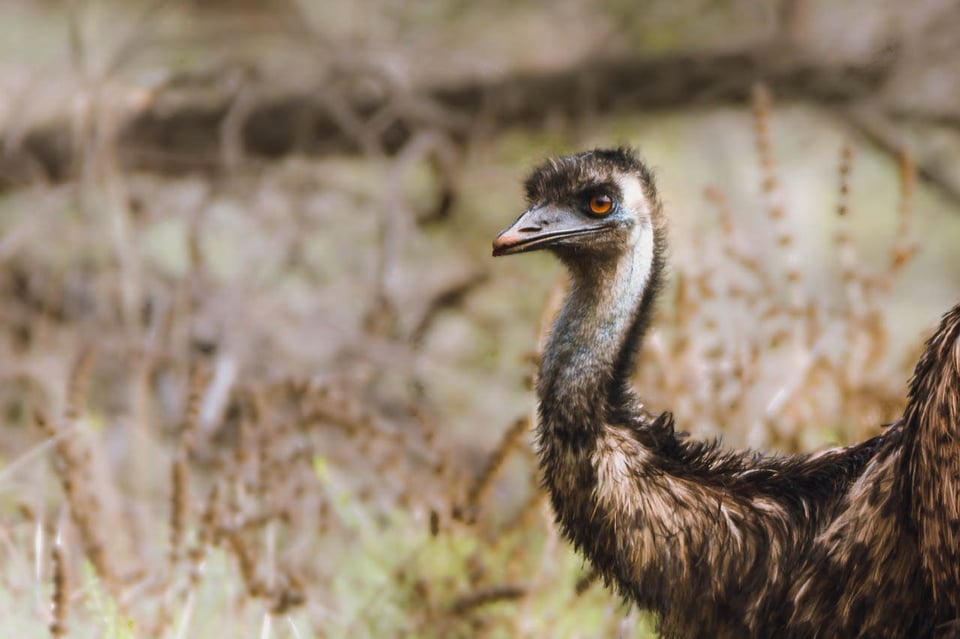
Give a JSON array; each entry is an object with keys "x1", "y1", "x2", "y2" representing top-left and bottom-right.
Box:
[
  {"x1": 625, "y1": 174, "x2": 652, "y2": 214},
  {"x1": 592, "y1": 174, "x2": 656, "y2": 334}
]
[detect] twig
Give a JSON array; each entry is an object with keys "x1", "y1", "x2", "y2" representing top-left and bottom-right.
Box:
[
  {"x1": 575, "y1": 567, "x2": 601, "y2": 596},
  {"x1": 410, "y1": 271, "x2": 488, "y2": 345},
  {"x1": 455, "y1": 417, "x2": 529, "y2": 523},
  {"x1": 448, "y1": 585, "x2": 526, "y2": 615},
  {"x1": 840, "y1": 107, "x2": 960, "y2": 209}
]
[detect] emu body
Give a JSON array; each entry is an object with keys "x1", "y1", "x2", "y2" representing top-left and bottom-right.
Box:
[{"x1": 493, "y1": 148, "x2": 960, "y2": 638}]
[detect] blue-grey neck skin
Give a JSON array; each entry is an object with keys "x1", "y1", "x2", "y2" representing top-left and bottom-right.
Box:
[{"x1": 536, "y1": 179, "x2": 662, "y2": 435}]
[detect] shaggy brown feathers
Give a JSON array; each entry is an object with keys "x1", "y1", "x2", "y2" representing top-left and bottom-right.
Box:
[{"x1": 493, "y1": 148, "x2": 960, "y2": 638}]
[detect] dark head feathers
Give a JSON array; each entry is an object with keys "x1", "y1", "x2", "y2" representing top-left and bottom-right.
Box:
[{"x1": 523, "y1": 147, "x2": 658, "y2": 206}]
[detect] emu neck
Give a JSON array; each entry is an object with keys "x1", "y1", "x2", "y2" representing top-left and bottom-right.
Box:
[{"x1": 537, "y1": 228, "x2": 657, "y2": 436}]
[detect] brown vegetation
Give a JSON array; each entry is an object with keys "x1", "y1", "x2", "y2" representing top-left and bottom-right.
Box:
[{"x1": 0, "y1": 1, "x2": 958, "y2": 637}]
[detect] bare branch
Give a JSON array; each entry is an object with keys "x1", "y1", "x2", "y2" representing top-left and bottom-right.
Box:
[{"x1": 2, "y1": 50, "x2": 891, "y2": 190}]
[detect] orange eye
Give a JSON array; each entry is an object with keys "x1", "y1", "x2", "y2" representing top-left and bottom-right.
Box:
[{"x1": 589, "y1": 195, "x2": 613, "y2": 215}]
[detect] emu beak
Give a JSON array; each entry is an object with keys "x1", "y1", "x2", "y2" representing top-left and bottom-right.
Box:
[{"x1": 492, "y1": 205, "x2": 606, "y2": 257}]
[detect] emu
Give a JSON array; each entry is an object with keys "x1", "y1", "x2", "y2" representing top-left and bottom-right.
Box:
[{"x1": 492, "y1": 148, "x2": 960, "y2": 638}]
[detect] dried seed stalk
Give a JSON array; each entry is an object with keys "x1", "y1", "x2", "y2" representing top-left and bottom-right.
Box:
[{"x1": 49, "y1": 543, "x2": 67, "y2": 638}]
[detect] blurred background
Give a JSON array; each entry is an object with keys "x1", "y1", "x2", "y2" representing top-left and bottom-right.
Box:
[{"x1": 1, "y1": 1, "x2": 959, "y2": 637}]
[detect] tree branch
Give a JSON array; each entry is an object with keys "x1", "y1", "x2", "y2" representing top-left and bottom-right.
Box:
[
  {"x1": 839, "y1": 107, "x2": 960, "y2": 209},
  {"x1": 1, "y1": 50, "x2": 891, "y2": 190}
]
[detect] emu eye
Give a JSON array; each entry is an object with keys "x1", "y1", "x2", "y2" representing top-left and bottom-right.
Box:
[{"x1": 589, "y1": 194, "x2": 613, "y2": 216}]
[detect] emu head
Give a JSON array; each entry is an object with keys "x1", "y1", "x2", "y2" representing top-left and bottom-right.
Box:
[{"x1": 492, "y1": 147, "x2": 663, "y2": 276}]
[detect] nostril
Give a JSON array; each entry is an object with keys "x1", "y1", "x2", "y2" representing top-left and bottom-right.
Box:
[{"x1": 520, "y1": 225, "x2": 541, "y2": 232}]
